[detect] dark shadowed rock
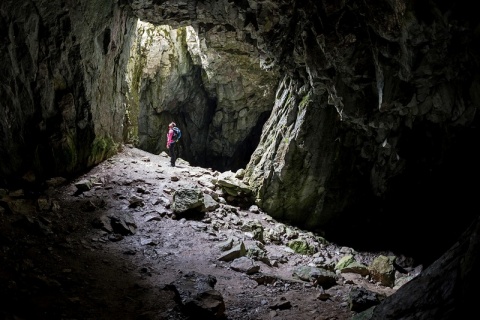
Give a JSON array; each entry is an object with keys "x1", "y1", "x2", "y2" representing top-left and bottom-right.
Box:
[
  {"x1": 166, "y1": 271, "x2": 226, "y2": 319},
  {"x1": 348, "y1": 287, "x2": 384, "y2": 312},
  {"x1": 354, "y1": 216, "x2": 480, "y2": 320}
]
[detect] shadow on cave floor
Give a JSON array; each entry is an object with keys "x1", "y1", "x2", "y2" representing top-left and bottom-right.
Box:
[{"x1": 0, "y1": 145, "x2": 426, "y2": 320}]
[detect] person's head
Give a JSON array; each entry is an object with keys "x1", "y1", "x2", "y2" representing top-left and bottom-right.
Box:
[{"x1": 169, "y1": 122, "x2": 176, "y2": 128}]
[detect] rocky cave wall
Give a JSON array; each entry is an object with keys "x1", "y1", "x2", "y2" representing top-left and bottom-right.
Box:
[
  {"x1": 0, "y1": 0, "x2": 136, "y2": 186},
  {"x1": 240, "y1": 0, "x2": 480, "y2": 261},
  {"x1": 244, "y1": 0, "x2": 480, "y2": 261}
]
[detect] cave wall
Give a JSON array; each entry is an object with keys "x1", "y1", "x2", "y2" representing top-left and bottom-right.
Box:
[
  {"x1": 242, "y1": 0, "x2": 480, "y2": 259},
  {"x1": 0, "y1": 0, "x2": 136, "y2": 186}
]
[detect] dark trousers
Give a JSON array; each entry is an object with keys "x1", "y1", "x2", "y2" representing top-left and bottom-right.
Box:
[{"x1": 168, "y1": 143, "x2": 176, "y2": 166}]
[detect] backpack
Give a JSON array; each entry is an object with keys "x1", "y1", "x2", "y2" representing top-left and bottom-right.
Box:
[{"x1": 172, "y1": 126, "x2": 181, "y2": 142}]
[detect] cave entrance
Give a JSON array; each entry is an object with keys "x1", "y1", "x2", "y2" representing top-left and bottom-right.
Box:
[{"x1": 123, "y1": 19, "x2": 278, "y2": 172}]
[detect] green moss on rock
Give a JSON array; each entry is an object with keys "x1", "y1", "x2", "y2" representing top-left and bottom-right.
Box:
[
  {"x1": 287, "y1": 238, "x2": 315, "y2": 255},
  {"x1": 89, "y1": 136, "x2": 118, "y2": 166}
]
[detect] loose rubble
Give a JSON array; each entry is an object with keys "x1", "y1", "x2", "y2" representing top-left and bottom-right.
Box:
[{"x1": 0, "y1": 145, "x2": 423, "y2": 319}]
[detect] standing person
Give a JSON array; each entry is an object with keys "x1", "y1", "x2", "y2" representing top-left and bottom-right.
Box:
[{"x1": 166, "y1": 122, "x2": 177, "y2": 167}]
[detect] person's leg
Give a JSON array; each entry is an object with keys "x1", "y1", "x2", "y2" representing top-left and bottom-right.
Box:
[{"x1": 169, "y1": 143, "x2": 176, "y2": 166}]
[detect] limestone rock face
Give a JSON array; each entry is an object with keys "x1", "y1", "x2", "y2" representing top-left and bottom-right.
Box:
[
  {"x1": 0, "y1": 0, "x2": 136, "y2": 184},
  {"x1": 126, "y1": 23, "x2": 207, "y2": 152},
  {"x1": 239, "y1": 0, "x2": 480, "y2": 249}
]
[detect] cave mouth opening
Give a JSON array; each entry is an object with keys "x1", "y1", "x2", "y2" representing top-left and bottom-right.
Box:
[{"x1": 125, "y1": 19, "x2": 271, "y2": 173}]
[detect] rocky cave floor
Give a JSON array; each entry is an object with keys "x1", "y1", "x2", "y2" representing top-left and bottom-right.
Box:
[{"x1": 0, "y1": 145, "x2": 422, "y2": 320}]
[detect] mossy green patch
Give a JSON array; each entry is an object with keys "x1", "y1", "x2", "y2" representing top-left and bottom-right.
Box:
[
  {"x1": 287, "y1": 238, "x2": 315, "y2": 255},
  {"x1": 89, "y1": 136, "x2": 118, "y2": 166}
]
